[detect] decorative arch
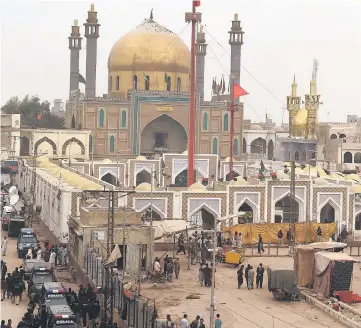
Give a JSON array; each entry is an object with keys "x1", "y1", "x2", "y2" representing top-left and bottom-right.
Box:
[
  {"x1": 202, "y1": 112, "x2": 208, "y2": 131},
  {"x1": 243, "y1": 138, "x2": 247, "y2": 153},
  {"x1": 237, "y1": 198, "x2": 258, "y2": 223},
  {"x1": 189, "y1": 203, "x2": 218, "y2": 230},
  {"x1": 354, "y1": 152, "x2": 361, "y2": 164},
  {"x1": 330, "y1": 134, "x2": 337, "y2": 139},
  {"x1": 318, "y1": 198, "x2": 341, "y2": 224},
  {"x1": 133, "y1": 75, "x2": 138, "y2": 90},
  {"x1": 101, "y1": 172, "x2": 117, "y2": 186},
  {"x1": 294, "y1": 151, "x2": 300, "y2": 161},
  {"x1": 250, "y1": 137, "x2": 266, "y2": 155},
  {"x1": 177, "y1": 77, "x2": 181, "y2": 92},
  {"x1": 339, "y1": 133, "x2": 346, "y2": 139},
  {"x1": 267, "y1": 140, "x2": 274, "y2": 160},
  {"x1": 139, "y1": 204, "x2": 165, "y2": 219},
  {"x1": 301, "y1": 150, "x2": 307, "y2": 162},
  {"x1": 145, "y1": 76, "x2": 150, "y2": 90},
  {"x1": 71, "y1": 114, "x2": 76, "y2": 129},
  {"x1": 166, "y1": 76, "x2": 171, "y2": 91},
  {"x1": 344, "y1": 152, "x2": 353, "y2": 163},
  {"x1": 136, "y1": 170, "x2": 152, "y2": 186},
  {"x1": 109, "y1": 136, "x2": 115, "y2": 153},
  {"x1": 273, "y1": 193, "x2": 304, "y2": 223},
  {"x1": 212, "y1": 138, "x2": 218, "y2": 154},
  {"x1": 34, "y1": 137, "x2": 57, "y2": 155},
  {"x1": 20, "y1": 136, "x2": 30, "y2": 156},
  {"x1": 62, "y1": 137, "x2": 85, "y2": 155},
  {"x1": 234, "y1": 138, "x2": 239, "y2": 156},
  {"x1": 116, "y1": 76, "x2": 120, "y2": 90},
  {"x1": 109, "y1": 76, "x2": 113, "y2": 91},
  {"x1": 355, "y1": 212, "x2": 361, "y2": 230},
  {"x1": 121, "y1": 110, "x2": 127, "y2": 128},
  {"x1": 223, "y1": 113, "x2": 229, "y2": 132},
  {"x1": 98, "y1": 109, "x2": 105, "y2": 127}
]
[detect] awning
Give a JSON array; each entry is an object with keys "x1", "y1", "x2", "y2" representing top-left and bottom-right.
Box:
[
  {"x1": 315, "y1": 251, "x2": 358, "y2": 275},
  {"x1": 145, "y1": 220, "x2": 189, "y2": 240},
  {"x1": 296, "y1": 242, "x2": 347, "y2": 250}
]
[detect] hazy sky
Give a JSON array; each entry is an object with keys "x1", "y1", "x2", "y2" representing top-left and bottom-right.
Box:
[{"x1": 1, "y1": 0, "x2": 360, "y2": 124}]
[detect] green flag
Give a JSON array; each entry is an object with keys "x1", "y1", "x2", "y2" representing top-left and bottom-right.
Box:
[
  {"x1": 78, "y1": 73, "x2": 86, "y2": 84},
  {"x1": 164, "y1": 73, "x2": 169, "y2": 83},
  {"x1": 142, "y1": 73, "x2": 148, "y2": 81}
]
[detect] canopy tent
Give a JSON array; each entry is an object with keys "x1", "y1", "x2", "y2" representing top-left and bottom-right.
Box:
[
  {"x1": 314, "y1": 251, "x2": 358, "y2": 275},
  {"x1": 296, "y1": 242, "x2": 347, "y2": 251}
]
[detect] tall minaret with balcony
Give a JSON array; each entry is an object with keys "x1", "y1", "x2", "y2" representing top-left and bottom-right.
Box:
[
  {"x1": 84, "y1": 4, "x2": 100, "y2": 98},
  {"x1": 287, "y1": 75, "x2": 301, "y2": 137},
  {"x1": 228, "y1": 13, "x2": 244, "y2": 103},
  {"x1": 68, "y1": 20, "x2": 82, "y2": 99},
  {"x1": 195, "y1": 25, "x2": 207, "y2": 100}
]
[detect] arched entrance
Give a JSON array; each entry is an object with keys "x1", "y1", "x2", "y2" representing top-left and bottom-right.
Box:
[
  {"x1": 354, "y1": 152, "x2": 361, "y2": 164},
  {"x1": 174, "y1": 169, "x2": 188, "y2": 187},
  {"x1": 140, "y1": 115, "x2": 188, "y2": 154},
  {"x1": 320, "y1": 203, "x2": 335, "y2": 223},
  {"x1": 226, "y1": 171, "x2": 239, "y2": 181},
  {"x1": 142, "y1": 206, "x2": 162, "y2": 220},
  {"x1": 200, "y1": 208, "x2": 216, "y2": 230},
  {"x1": 238, "y1": 202, "x2": 253, "y2": 224},
  {"x1": 267, "y1": 140, "x2": 274, "y2": 160},
  {"x1": 243, "y1": 138, "x2": 247, "y2": 153},
  {"x1": 136, "y1": 170, "x2": 151, "y2": 186},
  {"x1": 330, "y1": 134, "x2": 337, "y2": 139},
  {"x1": 101, "y1": 173, "x2": 117, "y2": 186},
  {"x1": 20, "y1": 136, "x2": 30, "y2": 156},
  {"x1": 274, "y1": 195, "x2": 299, "y2": 223},
  {"x1": 250, "y1": 138, "x2": 266, "y2": 155},
  {"x1": 71, "y1": 114, "x2": 76, "y2": 129},
  {"x1": 344, "y1": 152, "x2": 352, "y2": 163},
  {"x1": 355, "y1": 213, "x2": 361, "y2": 231}
]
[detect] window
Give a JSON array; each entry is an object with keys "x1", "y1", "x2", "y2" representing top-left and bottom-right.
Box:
[
  {"x1": 294, "y1": 151, "x2": 299, "y2": 161},
  {"x1": 177, "y1": 77, "x2": 181, "y2": 92},
  {"x1": 109, "y1": 76, "x2": 113, "y2": 91},
  {"x1": 302, "y1": 150, "x2": 307, "y2": 162},
  {"x1": 212, "y1": 138, "x2": 218, "y2": 154},
  {"x1": 223, "y1": 113, "x2": 229, "y2": 132},
  {"x1": 133, "y1": 75, "x2": 138, "y2": 90},
  {"x1": 145, "y1": 76, "x2": 150, "y2": 90},
  {"x1": 116, "y1": 76, "x2": 120, "y2": 91},
  {"x1": 202, "y1": 112, "x2": 208, "y2": 131},
  {"x1": 121, "y1": 110, "x2": 127, "y2": 128},
  {"x1": 98, "y1": 109, "x2": 104, "y2": 127},
  {"x1": 234, "y1": 138, "x2": 239, "y2": 155},
  {"x1": 89, "y1": 135, "x2": 93, "y2": 153},
  {"x1": 167, "y1": 77, "x2": 171, "y2": 91},
  {"x1": 109, "y1": 136, "x2": 115, "y2": 153}
]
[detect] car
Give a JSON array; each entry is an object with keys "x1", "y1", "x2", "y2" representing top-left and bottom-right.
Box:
[
  {"x1": 28, "y1": 266, "x2": 55, "y2": 297},
  {"x1": 1, "y1": 205, "x2": 15, "y2": 231},
  {"x1": 17, "y1": 230, "x2": 38, "y2": 258},
  {"x1": 8, "y1": 216, "x2": 25, "y2": 237},
  {"x1": 19, "y1": 228, "x2": 35, "y2": 238},
  {"x1": 23, "y1": 259, "x2": 46, "y2": 281},
  {"x1": 46, "y1": 305, "x2": 77, "y2": 328},
  {"x1": 41, "y1": 282, "x2": 68, "y2": 307}
]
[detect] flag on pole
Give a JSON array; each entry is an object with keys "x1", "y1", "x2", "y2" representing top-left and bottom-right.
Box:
[
  {"x1": 194, "y1": 0, "x2": 201, "y2": 7},
  {"x1": 142, "y1": 73, "x2": 148, "y2": 81},
  {"x1": 212, "y1": 78, "x2": 217, "y2": 94},
  {"x1": 222, "y1": 76, "x2": 226, "y2": 94},
  {"x1": 218, "y1": 78, "x2": 223, "y2": 92},
  {"x1": 233, "y1": 83, "x2": 248, "y2": 99},
  {"x1": 78, "y1": 73, "x2": 86, "y2": 84},
  {"x1": 164, "y1": 73, "x2": 169, "y2": 83}
]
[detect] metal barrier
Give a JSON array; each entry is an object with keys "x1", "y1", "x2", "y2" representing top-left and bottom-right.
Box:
[{"x1": 83, "y1": 248, "x2": 155, "y2": 328}]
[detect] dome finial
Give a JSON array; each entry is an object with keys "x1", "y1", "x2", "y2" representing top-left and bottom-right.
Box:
[{"x1": 150, "y1": 8, "x2": 153, "y2": 20}]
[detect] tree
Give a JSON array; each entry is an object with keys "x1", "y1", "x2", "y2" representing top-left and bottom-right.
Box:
[{"x1": 1, "y1": 95, "x2": 65, "y2": 129}]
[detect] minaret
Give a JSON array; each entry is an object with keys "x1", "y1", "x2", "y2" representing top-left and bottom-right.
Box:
[
  {"x1": 287, "y1": 75, "x2": 301, "y2": 137},
  {"x1": 195, "y1": 25, "x2": 207, "y2": 99},
  {"x1": 84, "y1": 4, "x2": 100, "y2": 98},
  {"x1": 305, "y1": 60, "x2": 321, "y2": 139},
  {"x1": 68, "y1": 20, "x2": 82, "y2": 99},
  {"x1": 228, "y1": 13, "x2": 244, "y2": 103}
]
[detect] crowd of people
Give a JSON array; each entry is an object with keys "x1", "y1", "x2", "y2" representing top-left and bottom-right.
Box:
[
  {"x1": 236, "y1": 263, "x2": 265, "y2": 290},
  {"x1": 164, "y1": 313, "x2": 223, "y2": 328},
  {"x1": 1, "y1": 261, "x2": 26, "y2": 305}
]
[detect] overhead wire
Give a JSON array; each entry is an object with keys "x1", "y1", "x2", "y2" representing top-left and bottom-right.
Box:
[{"x1": 203, "y1": 26, "x2": 287, "y2": 107}]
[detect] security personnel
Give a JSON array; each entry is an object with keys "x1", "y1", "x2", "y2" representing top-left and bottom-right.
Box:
[
  {"x1": 39, "y1": 304, "x2": 47, "y2": 328},
  {"x1": 88, "y1": 300, "x2": 100, "y2": 328}
]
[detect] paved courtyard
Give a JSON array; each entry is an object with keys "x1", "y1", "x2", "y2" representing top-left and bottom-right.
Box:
[{"x1": 141, "y1": 250, "x2": 352, "y2": 328}]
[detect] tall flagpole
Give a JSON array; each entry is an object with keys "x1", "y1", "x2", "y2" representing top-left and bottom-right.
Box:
[
  {"x1": 186, "y1": 1, "x2": 200, "y2": 187},
  {"x1": 229, "y1": 78, "x2": 236, "y2": 181}
]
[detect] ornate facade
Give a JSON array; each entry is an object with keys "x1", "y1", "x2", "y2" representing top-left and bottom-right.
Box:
[{"x1": 65, "y1": 5, "x2": 244, "y2": 159}]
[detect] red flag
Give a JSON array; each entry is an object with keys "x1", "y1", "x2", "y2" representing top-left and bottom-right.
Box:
[
  {"x1": 36, "y1": 114, "x2": 42, "y2": 120},
  {"x1": 233, "y1": 83, "x2": 248, "y2": 99},
  {"x1": 194, "y1": 0, "x2": 201, "y2": 7}
]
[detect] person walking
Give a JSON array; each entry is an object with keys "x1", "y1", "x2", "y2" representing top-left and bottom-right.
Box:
[
  {"x1": 166, "y1": 259, "x2": 174, "y2": 282},
  {"x1": 36, "y1": 247, "x2": 42, "y2": 261},
  {"x1": 256, "y1": 263, "x2": 265, "y2": 289},
  {"x1": 176, "y1": 234, "x2": 186, "y2": 255},
  {"x1": 257, "y1": 235, "x2": 264, "y2": 255},
  {"x1": 277, "y1": 230, "x2": 283, "y2": 247},
  {"x1": 237, "y1": 265, "x2": 244, "y2": 289},
  {"x1": 181, "y1": 314, "x2": 189, "y2": 328},
  {"x1": 49, "y1": 249, "x2": 56, "y2": 269},
  {"x1": 1, "y1": 237, "x2": 8, "y2": 256},
  {"x1": 248, "y1": 266, "x2": 254, "y2": 290},
  {"x1": 166, "y1": 314, "x2": 175, "y2": 328},
  {"x1": 245, "y1": 264, "x2": 251, "y2": 289},
  {"x1": 198, "y1": 263, "x2": 205, "y2": 286},
  {"x1": 62, "y1": 246, "x2": 68, "y2": 265}
]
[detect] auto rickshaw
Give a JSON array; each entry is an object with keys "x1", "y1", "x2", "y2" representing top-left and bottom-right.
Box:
[{"x1": 216, "y1": 245, "x2": 244, "y2": 268}]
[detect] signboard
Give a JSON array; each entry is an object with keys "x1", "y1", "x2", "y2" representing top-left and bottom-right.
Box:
[
  {"x1": 126, "y1": 243, "x2": 140, "y2": 277},
  {"x1": 156, "y1": 106, "x2": 173, "y2": 112},
  {"x1": 92, "y1": 231, "x2": 105, "y2": 241},
  {"x1": 355, "y1": 193, "x2": 361, "y2": 204},
  {"x1": 3, "y1": 160, "x2": 18, "y2": 174}
]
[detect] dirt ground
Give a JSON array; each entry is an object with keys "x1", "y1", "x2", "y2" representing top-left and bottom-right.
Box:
[{"x1": 140, "y1": 250, "x2": 354, "y2": 328}]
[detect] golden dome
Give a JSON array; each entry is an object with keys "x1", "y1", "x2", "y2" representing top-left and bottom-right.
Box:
[
  {"x1": 291, "y1": 107, "x2": 308, "y2": 137},
  {"x1": 135, "y1": 155, "x2": 147, "y2": 161},
  {"x1": 135, "y1": 182, "x2": 152, "y2": 191},
  {"x1": 108, "y1": 18, "x2": 190, "y2": 97},
  {"x1": 188, "y1": 182, "x2": 207, "y2": 192}
]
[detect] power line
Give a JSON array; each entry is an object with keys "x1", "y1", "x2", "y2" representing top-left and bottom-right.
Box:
[{"x1": 203, "y1": 26, "x2": 287, "y2": 107}]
